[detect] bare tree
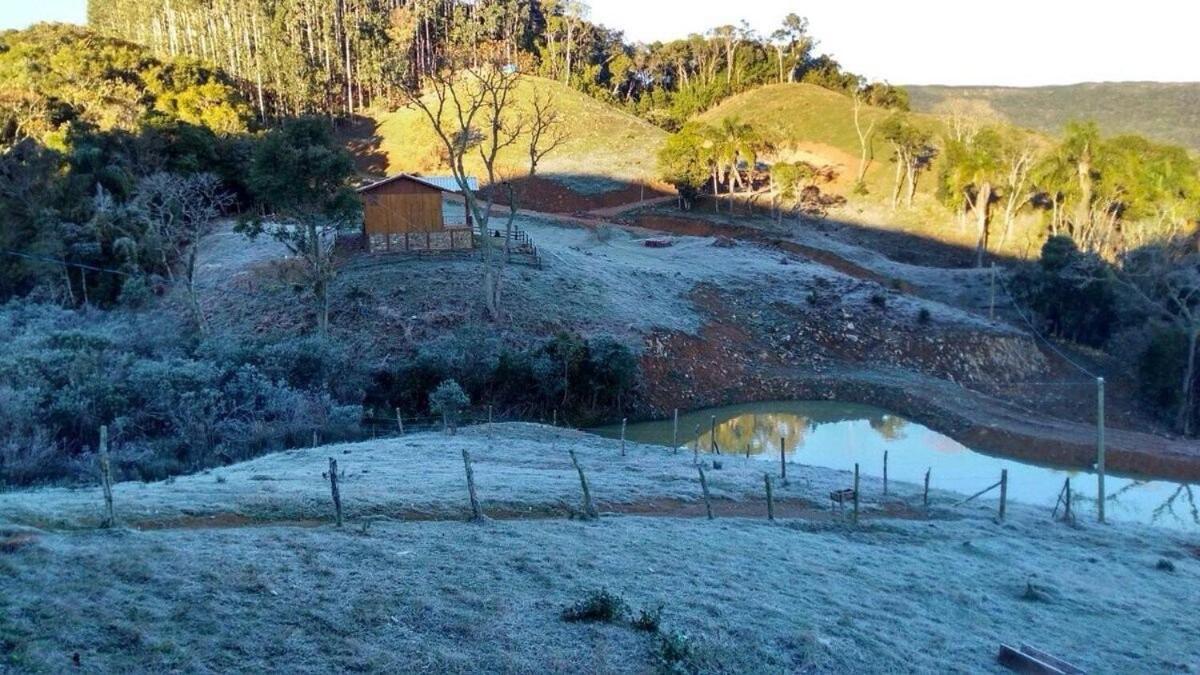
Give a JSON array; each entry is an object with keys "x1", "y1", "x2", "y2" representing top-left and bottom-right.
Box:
[
  {"x1": 1114, "y1": 242, "x2": 1200, "y2": 435},
  {"x1": 401, "y1": 47, "x2": 523, "y2": 321},
  {"x1": 526, "y1": 90, "x2": 568, "y2": 177},
  {"x1": 851, "y1": 86, "x2": 878, "y2": 190},
  {"x1": 133, "y1": 172, "x2": 233, "y2": 332}
]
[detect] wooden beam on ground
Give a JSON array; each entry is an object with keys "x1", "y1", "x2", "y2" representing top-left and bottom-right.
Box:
[{"x1": 996, "y1": 643, "x2": 1077, "y2": 675}]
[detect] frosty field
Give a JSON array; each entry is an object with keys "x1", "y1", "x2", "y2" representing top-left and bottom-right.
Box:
[{"x1": 1, "y1": 425, "x2": 1198, "y2": 673}]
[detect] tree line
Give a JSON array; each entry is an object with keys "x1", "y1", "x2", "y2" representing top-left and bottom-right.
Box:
[{"x1": 87, "y1": 0, "x2": 905, "y2": 128}]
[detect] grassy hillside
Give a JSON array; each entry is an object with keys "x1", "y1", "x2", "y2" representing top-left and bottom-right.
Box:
[
  {"x1": 358, "y1": 76, "x2": 667, "y2": 192},
  {"x1": 907, "y1": 82, "x2": 1200, "y2": 151},
  {"x1": 694, "y1": 83, "x2": 943, "y2": 197}
]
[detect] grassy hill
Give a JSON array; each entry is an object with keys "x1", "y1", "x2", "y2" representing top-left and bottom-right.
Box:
[
  {"x1": 694, "y1": 83, "x2": 943, "y2": 197},
  {"x1": 354, "y1": 76, "x2": 667, "y2": 198},
  {"x1": 907, "y1": 82, "x2": 1200, "y2": 151}
]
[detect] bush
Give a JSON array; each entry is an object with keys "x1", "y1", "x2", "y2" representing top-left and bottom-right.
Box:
[
  {"x1": 593, "y1": 223, "x2": 616, "y2": 244},
  {"x1": 917, "y1": 307, "x2": 931, "y2": 325},
  {"x1": 561, "y1": 588, "x2": 628, "y2": 623},
  {"x1": 428, "y1": 379, "x2": 470, "y2": 433},
  {"x1": 657, "y1": 631, "x2": 696, "y2": 673},
  {"x1": 633, "y1": 605, "x2": 663, "y2": 632},
  {"x1": 0, "y1": 301, "x2": 369, "y2": 486}
]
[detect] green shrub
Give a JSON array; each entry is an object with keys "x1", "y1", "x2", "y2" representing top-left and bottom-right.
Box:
[
  {"x1": 561, "y1": 588, "x2": 628, "y2": 623},
  {"x1": 428, "y1": 379, "x2": 470, "y2": 433},
  {"x1": 633, "y1": 605, "x2": 663, "y2": 632}
]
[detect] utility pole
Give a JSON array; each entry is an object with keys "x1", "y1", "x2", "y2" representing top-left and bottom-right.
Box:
[{"x1": 1097, "y1": 376, "x2": 1106, "y2": 524}]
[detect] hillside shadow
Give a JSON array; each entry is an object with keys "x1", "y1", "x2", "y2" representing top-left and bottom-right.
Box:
[
  {"x1": 621, "y1": 198, "x2": 1026, "y2": 271},
  {"x1": 338, "y1": 114, "x2": 389, "y2": 176}
]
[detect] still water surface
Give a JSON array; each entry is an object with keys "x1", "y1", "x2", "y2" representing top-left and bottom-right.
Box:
[{"x1": 594, "y1": 401, "x2": 1198, "y2": 532}]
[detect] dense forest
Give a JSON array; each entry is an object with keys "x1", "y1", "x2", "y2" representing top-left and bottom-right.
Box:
[{"x1": 88, "y1": 0, "x2": 905, "y2": 129}]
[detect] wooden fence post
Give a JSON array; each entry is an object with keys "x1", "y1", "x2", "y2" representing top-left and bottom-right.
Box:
[
  {"x1": 312, "y1": 430, "x2": 318, "y2": 448},
  {"x1": 1065, "y1": 477, "x2": 1072, "y2": 523},
  {"x1": 697, "y1": 465, "x2": 714, "y2": 520},
  {"x1": 462, "y1": 449, "x2": 484, "y2": 521},
  {"x1": 998, "y1": 469, "x2": 1008, "y2": 521},
  {"x1": 883, "y1": 450, "x2": 889, "y2": 496},
  {"x1": 569, "y1": 450, "x2": 598, "y2": 519},
  {"x1": 553, "y1": 409, "x2": 558, "y2": 427},
  {"x1": 923, "y1": 468, "x2": 931, "y2": 507},
  {"x1": 396, "y1": 408, "x2": 404, "y2": 435},
  {"x1": 98, "y1": 425, "x2": 115, "y2": 528},
  {"x1": 779, "y1": 436, "x2": 786, "y2": 482},
  {"x1": 672, "y1": 408, "x2": 679, "y2": 451},
  {"x1": 853, "y1": 463, "x2": 860, "y2": 524},
  {"x1": 764, "y1": 474, "x2": 775, "y2": 521},
  {"x1": 488, "y1": 405, "x2": 493, "y2": 438},
  {"x1": 1097, "y1": 376, "x2": 1106, "y2": 524},
  {"x1": 328, "y1": 457, "x2": 343, "y2": 527},
  {"x1": 620, "y1": 418, "x2": 627, "y2": 457}
]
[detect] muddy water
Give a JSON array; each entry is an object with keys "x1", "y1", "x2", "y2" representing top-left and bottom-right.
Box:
[{"x1": 595, "y1": 401, "x2": 1199, "y2": 532}]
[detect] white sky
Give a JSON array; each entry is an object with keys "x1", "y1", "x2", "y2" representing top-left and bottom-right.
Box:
[
  {"x1": 2, "y1": 0, "x2": 1196, "y2": 86},
  {"x1": 588, "y1": 0, "x2": 1199, "y2": 86}
]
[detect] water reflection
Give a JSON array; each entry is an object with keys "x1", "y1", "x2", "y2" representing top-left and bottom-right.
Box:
[{"x1": 595, "y1": 401, "x2": 1198, "y2": 531}]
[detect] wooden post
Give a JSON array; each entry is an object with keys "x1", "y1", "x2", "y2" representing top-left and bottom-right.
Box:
[
  {"x1": 553, "y1": 409, "x2": 557, "y2": 427},
  {"x1": 989, "y1": 262, "x2": 996, "y2": 321},
  {"x1": 569, "y1": 450, "x2": 598, "y2": 519},
  {"x1": 98, "y1": 425, "x2": 115, "y2": 528},
  {"x1": 672, "y1": 408, "x2": 679, "y2": 451},
  {"x1": 620, "y1": 418, "x2": 627, "y2": 457},
  {"x1": 883, "y1": 450, "x2": 889, "y2": 496},
  {"x1": 328, "y1": 457, "x2": 343, "y2": 527},
  {"x1": 779, "y1": 436, "x2": 786, "y2": 482},
  {"x1": 852, "y1": 463, "x2": 860, "y2": 524},
  {"x1": 710, "y1": 415, "x2": 719, "y2": 454},
  {"x1": 923, "y1": 468, "x2": 931, "y2": 507},
  {"x1": 697, "y1": 465, "x2": 714, "y2": 520},
  {"x1": 1065, "y1": 477, "x2": 1072, "y2": 523},
  {"x1": 312, "y1": 430, "x2": 318, "y2": 448},
  {"x1": 462, "y1": 449, "x2": 484, "y2": 521},
  {"x1": 745, "y1": 444, "x2": 750, "y2": 459},
  {"x1": 396, "y1": 408, "x2": 404, "y2": 435},
  {"x1": 1097, "y1": 376, "x2": 1106, "y2": 524},
  {"x1": 764, "y1": 474, "x2": 775, "y2": 521},
  {"x1": 998, "y1": 469, "x2": 1008, "y2": 521}
]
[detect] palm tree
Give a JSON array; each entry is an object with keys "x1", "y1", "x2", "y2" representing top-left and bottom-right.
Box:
[{"x1": 711, "y1": 117, "x2": 768, "y2": 214}]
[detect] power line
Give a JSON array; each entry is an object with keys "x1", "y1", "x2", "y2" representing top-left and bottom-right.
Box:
[{"x1": 994, "y1": 269, "x2": 1099, "y2": 380}]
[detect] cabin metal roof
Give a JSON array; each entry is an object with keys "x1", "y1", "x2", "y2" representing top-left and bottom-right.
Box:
[{"x1": 356, "y1": 173, "x2": 478, "y2": 194}]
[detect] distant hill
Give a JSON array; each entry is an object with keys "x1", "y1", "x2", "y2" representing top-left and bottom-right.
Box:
[
  {"x1": 907, "y1": 82, "x2": 1200, "y2": 151},
  {"x1": 695, "y1": 83, "x2": 943, "y2": 195},
  {"x1": 350, "y1": 76, "x2": 667, "y2": 200}
]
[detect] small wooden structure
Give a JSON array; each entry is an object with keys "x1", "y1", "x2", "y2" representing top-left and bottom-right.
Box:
[{"x1": 357, "y1": 174, "x2": 478, "y2": 253}]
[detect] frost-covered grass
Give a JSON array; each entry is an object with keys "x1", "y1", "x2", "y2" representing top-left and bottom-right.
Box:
[
  {"x1": 0, "y1": 423, "x2": 897, "y2": 529},
  {"x1": 3, "y1": 426, "x2": 1197, "y2": 672}
]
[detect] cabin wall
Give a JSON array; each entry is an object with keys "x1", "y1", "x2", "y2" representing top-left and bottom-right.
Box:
[
  {"x1": 362, "y1": 179, "x2": 444, "y2": 236},
  {"x1": 359, "y1": 177, "x2": 473, "y2": 252}
]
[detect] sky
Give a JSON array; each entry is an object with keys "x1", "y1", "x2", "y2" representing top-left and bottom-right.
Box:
[{"x1": 2, "y1": 0, "x2": 1196, "y2": 86}]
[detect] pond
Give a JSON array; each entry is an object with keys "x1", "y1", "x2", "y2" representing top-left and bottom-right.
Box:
[{"x1": 593, "y1": 401, "x2": 1199, "y2": 532}]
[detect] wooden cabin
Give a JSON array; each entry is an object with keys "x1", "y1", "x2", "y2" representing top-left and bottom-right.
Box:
[{"x1": 357, "y1": 174, "x2": 479, "y2": 252}]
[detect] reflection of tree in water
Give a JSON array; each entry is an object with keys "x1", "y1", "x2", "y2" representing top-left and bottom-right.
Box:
[
  {"x1": 697, "y1": 414, "x2": 811, "y2": 456},
  {"x1": 1100, "y1": 480, "x2": 1199, "y2": 526},
  {"x1": 869, "y1": 415, "x2": 908, "y2": 441},
  {"x1": 1150, "y1": 484, "x2": 1199, "y2": 525}
]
